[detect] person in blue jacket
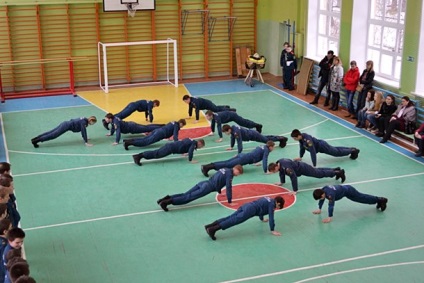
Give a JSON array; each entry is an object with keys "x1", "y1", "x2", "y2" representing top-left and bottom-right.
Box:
[
  {"x1": 183, "y1": 95, "x2": 236, "y2": 123},
  {"x1": 313, "y1": 185, "x2": 388, "y2": 223},
  {"x1": 201, "y1": 141, "x2": 275, "y2": 177},
  {"x1": 205, "y1": 110, "x2": 263, "y2": 142},
  {"x1": 268, "y1": 159, "x2": 346, "y2": 194},
  {"x1": 31, "y1": 116, "x2": 97, "y2": 148},
  {"x1": 103, "y1": 113, "x2": 164, "y2": 145},
  {"x1": 290, "y1": 129, "x2": 360, "y2": 166},
  {"x1": 157, "y1": 165, "x2": 243, "y2": 212},
  {"x1": 132, "y1": 138, "x2": 205, "y2": 166},
  {"x1": 205, "y1": 196, "x2": 285, "y2": 240},
  {"x1": 123, "y1": 119, "x2": 186, "y2": 150},
  {"x1": 102, "y1": 99, "x2": 160, "y2": 129},
  {"x1": 222, "y1": 124, "x2": 288, "y2": 152}
]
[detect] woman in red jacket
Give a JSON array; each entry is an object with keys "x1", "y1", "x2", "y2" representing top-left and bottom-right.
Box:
[
  {"x1": 414, "y1": 123, "x2": 424, "y2": 157},
  {"x1": 343, "y1": 61, "x2": 360, "y2": 118}
]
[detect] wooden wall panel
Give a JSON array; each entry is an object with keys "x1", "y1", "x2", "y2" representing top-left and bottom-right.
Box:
[{"x1": 0, "y1": 0, "x2": 256, "y2": 97}]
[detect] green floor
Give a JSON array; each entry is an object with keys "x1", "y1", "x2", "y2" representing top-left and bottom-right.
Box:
[{"x1": 3, "y1": 86, "x2": 424, "y2": 282}]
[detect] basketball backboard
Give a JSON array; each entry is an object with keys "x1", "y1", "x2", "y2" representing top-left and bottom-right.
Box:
[{"x1": 103, "y1": 0, "x2": 156, "y2": 12}]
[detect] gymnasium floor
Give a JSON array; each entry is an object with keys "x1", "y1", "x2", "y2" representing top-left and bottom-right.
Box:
[{"x1": 1, "y1": 80, "x2": 423, "y2": 282}]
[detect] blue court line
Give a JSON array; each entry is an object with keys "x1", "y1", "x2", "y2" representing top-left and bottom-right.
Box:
[{"x1": 0, "y1": 95, "x2": 90, "y2": 113}]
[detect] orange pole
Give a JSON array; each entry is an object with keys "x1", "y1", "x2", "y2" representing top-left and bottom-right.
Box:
[
  {"x1": 36, "y1": 5, "x2": 47, "y2": 90},
  {"x1": 178, "y1": 0, "x2": 183, "y2": 81},
  {"x1": 69, "y1": 60, "x2": 76, "y2": 96},
  {"x1": 151, "y1": 11, "x2": 157, "y2": 81},
  {"x1": 204, "y1": 0, "x2": 209, "y2": 78}
]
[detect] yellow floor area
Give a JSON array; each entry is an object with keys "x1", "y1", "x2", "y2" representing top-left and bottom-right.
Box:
[{"x1": 78, "y1": 84, "x2": 209, "y2": 128}]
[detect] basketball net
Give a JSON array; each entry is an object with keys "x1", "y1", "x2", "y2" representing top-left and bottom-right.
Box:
[{"x1": 126, "y1": 3, "x2": 138, "y2": 18}]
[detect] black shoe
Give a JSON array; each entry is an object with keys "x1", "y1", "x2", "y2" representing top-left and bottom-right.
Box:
[
  {"x1": 256, "y1": 124, "x2": 263, "y2": 133},
  {"x1": 414, "y1": 151, "x2": 422, "y2": 157},
  {"x1": 124, "y1": 140, "x2": 131, "y2": 150},
  {"x1": 335, "y1": 169, "x2": 346, "y2": 183},
  {"x1": 206, "y1": 226, "x2": 218, "y2": 241},
  {"x1": 377, "y1": 197, "x2": 388, "y2": 211},
  {"x1": 204, "y1": 221, "x2": 218, "y2": 230},
  {"x1": 102, "y1": 119, "x2": 109, "y2": 130},
  {"x1": 333, "y1": 167, "x2": 341, "y2": 171},
  {"x1": 228, "y1": 108, "x2": 237, "y2": 112},
  {"x1": 279, "y1": 137, "x2": 288, "y2": 148},
  {"x1": 310, "y1": 100, "x2": 318, "y2": 105},
  {"x1": 379, "y1": 139, "x2": 387, "y2": 144},
  {"x1": 355, "y1": 123, "x2": 361, "y2": 127},
  {"x1": 201, "y1": 165, "x2": 210, "y2": 177},
  {"x1": 31, "y1": 138, "x2": 39, "y2": 148},
  {"x1": 132, "y1": 154, "x2": 142, "y2": 166},
  {"x1": 375, "y1": 132, "x2": 384, "y2": 137},
  {"x1": 350, "y1": 148, "x2": 360, "y2": 160},
  {"x1": 159, "y1": 199, "x2": 169, "y2": 212}
]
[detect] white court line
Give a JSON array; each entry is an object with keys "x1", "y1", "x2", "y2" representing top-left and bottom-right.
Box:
[
  {"x1": 11, "y1": 134, "x2": 364, "y2": 177},
  {"x1": 8, "y1": 133, "x2": 362, "y2": 158},
  {"x1": 220, "y1": 246, "x2": 424, "y2": 283},
  {"x1": 293, "y1": 261, "x2": 424, "y2": 283},
  {"x1": 23, "y1": 171, "x2": 424, "y2": 231}
]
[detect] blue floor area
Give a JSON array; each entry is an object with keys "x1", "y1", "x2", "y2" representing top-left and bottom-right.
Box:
[{"x1": 0, "y1": 95, "x2": 90, "y2": 113}]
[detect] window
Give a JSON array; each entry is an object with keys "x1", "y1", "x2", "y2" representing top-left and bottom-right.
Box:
[
  {"x1": 306, "y1": 0, "x2": 341, "y2": 60},
  {"x1": 367, "y1": 0, "x2": 406, "y2": 81}
]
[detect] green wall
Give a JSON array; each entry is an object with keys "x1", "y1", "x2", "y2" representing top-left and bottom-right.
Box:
[{"x1": 257, "y1": 0, "x2": 422, "y2": 98}]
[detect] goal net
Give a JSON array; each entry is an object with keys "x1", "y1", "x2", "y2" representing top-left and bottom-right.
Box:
[{"x1": 97, "y1": 38, "x2": 178, "y2": 93}]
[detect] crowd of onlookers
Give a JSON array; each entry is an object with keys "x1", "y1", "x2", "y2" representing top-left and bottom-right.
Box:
[
  {"x1": 304, "y1": 49, "x2": 424, "y2": 157},
  {"x1": 0, "y1": 162, "x2": 35, "y2": 283}
]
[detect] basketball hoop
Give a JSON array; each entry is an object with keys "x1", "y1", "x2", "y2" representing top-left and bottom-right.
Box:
[{"x1": 126, "y1": 3, "x2": 138, "y2": 18}]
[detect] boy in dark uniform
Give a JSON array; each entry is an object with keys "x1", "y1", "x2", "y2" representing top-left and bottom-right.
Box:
[
  {"x1": 282, "y1": 45, "x2": 297, "y2": 90},
  {"x1": 132, "y1": 138, "x2": 205, "y2": 166},
  {"x1": 183, "y1": 95, "x2": 236, "y2": 123},
  {"x1": 222, "y1": 124, "x2": 288, "y2": 151},
  {"x1": 157, "y1": 165, "x2": 243, "y2": 212},
  {"x1": 205, "y1": 196, "x2": 285, "y2": 240},
  {"x1": 123, "y1": 119, "x2": 186, "y2": 150},
  {"x1": 268, "y1": 159, "x2": 346, "y2": 194},
  {"x1": 290, "y1": 129, "x2": 360, "y2": 166},
  {"x1": 103, "y1": 113, "x2": 164, "y2": 145},
  {"x1": 102, "y1": 99, "x2": 160, "y2": 129},
  {"x1": 31, "y1": 116, "x2": 97, "y2": 148},
  {"x1": 313, "y1": 185, "x2": 388, "y2": 223},
  {"x1": 201, "y1": 141, "x2": 275, "y2": 177},
  {"x1": 205, "y1": 110, "x2": 263, "y2": 142}
]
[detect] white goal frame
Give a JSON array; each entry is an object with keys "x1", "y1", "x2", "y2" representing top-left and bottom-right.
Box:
[{"x1": 98, "y1": 38, "x2": 178, "y2": 93}]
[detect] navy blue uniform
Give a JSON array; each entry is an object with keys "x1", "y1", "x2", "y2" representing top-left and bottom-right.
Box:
[
  {"x1": 0, "y1": 236, "x2": 7, "y2": 282},
  {"x1": 131, "y1": 121, "x2": 181, "y2": 147},
  {"x1": 230, "y1": 125, "x2": 283, "y2": 153},
  {"x1": 282, "y1": 51, "x2": 297, "y2": 90},
  {"x1": 275, "y1": 158, "x2": 336, "y2": 192},
  {"x1": 171, "y1": 168, "x2": 234, "y2": 205},
  {"x1": 211, "y1": 112, "x2": 261, "y2": 138},
  {"x1": 213, "y1": 145, "x2": 271, "y2": 173},
  {"x1": 318, "y1": 185, "x2": 380, "y2": 217},
  {"x1": 37, "y1": 117, "x2": 90, "y2": 143},
  {"x1": 298, "y1": 133, "x2": 354, "y2": 166},
  {"x1": 187, "y1": 97, "x2": 232, "y2": 121},
  {"x1": 217, "y1": 197, "x2": 278, "y2": 231},
  {"x1": 115, "y1": 100, "x2": 155, "y2": 122},
  {"x1": 141, "y1": 138, "x2": 199, "y2": 161},
  {"x1": 110, "y1": 117, "x2": 163, "y2": 143}
]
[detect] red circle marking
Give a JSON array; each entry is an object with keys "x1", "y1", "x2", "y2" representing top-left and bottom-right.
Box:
[
  {"x1": 178, "y1": 126, "x2": 211, "y2": 140},
  {"x1": 216, "y1": 183, "x2": 296, "y2": 211}
]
